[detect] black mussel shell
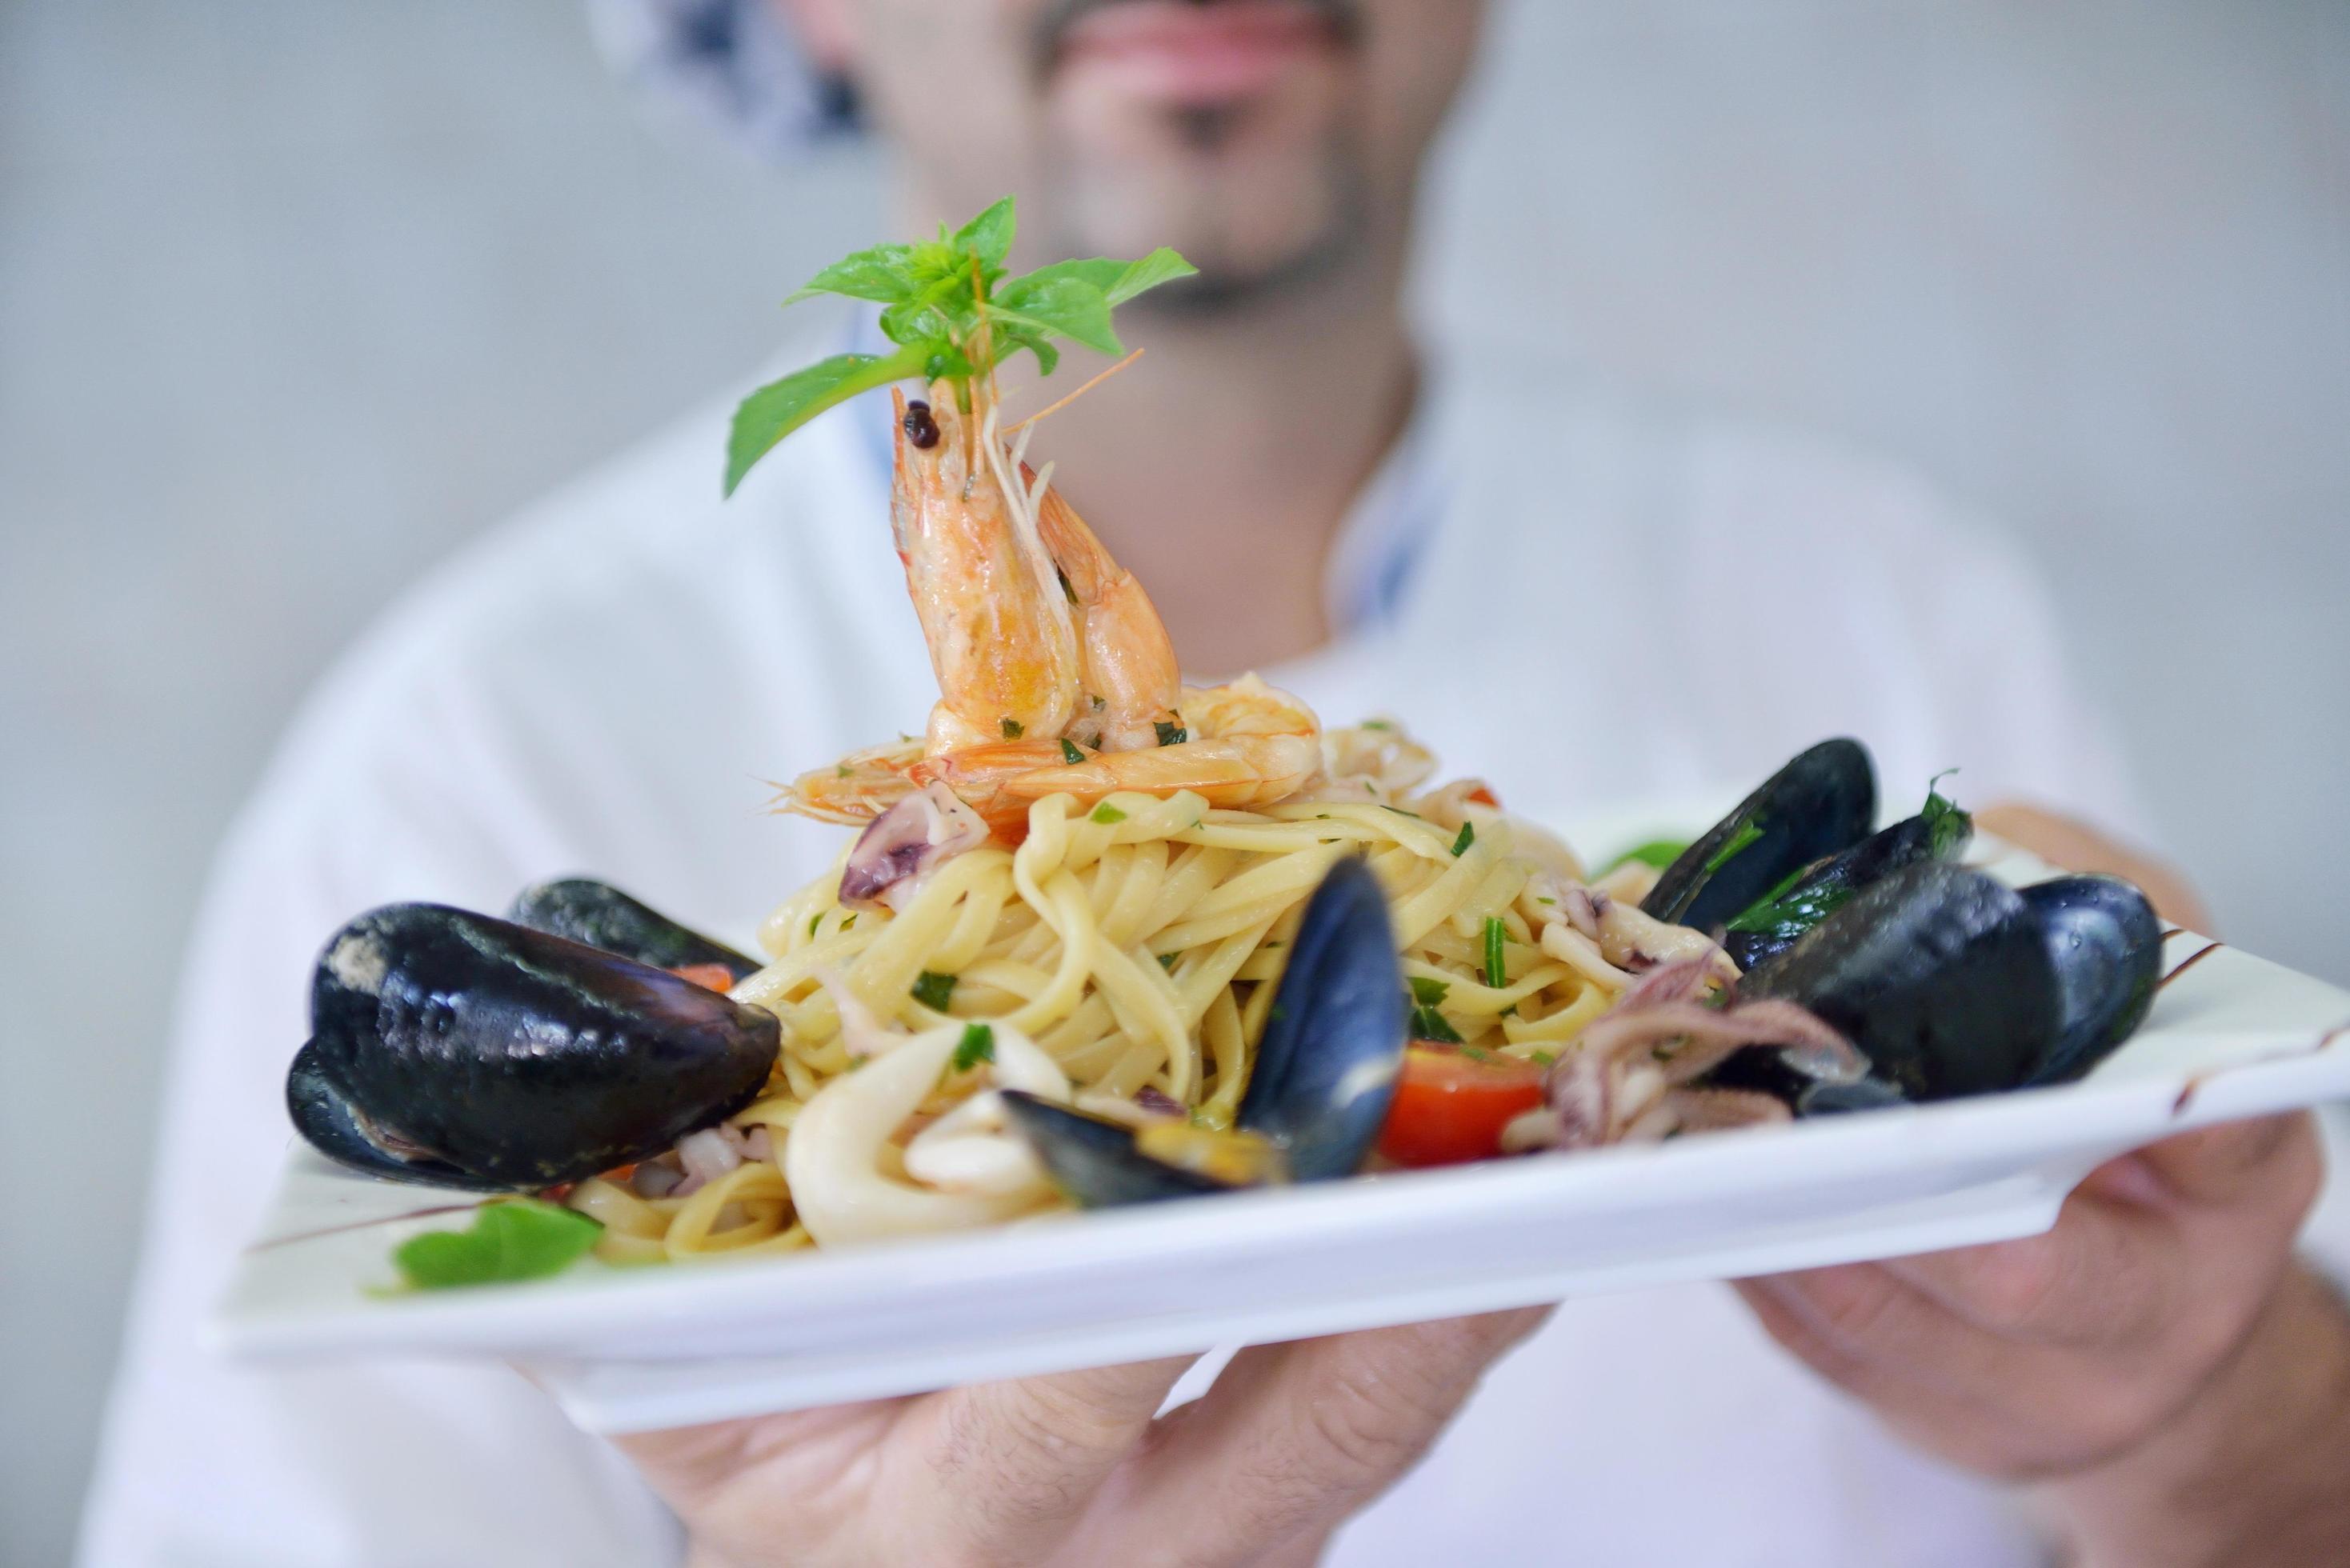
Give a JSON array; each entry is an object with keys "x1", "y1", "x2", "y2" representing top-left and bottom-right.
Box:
[
  {"x1": 507, "y1": 878, "x2": 760, "y2": 982},
  {"x1": 1742, "y1": 862, "x2": 2058, "y2": 1101},
  {"x1": 286, "y1": 1040, "x2": 505, "y2": 1190},
  {"x1": 1236, "y1": 855, "x2": 1409, "y2": 1181},
  {"x1": 1721, "y1": 798, "x2": 1974, "y2": 970},
  {"x1": 297, "y1": 903, "x2": 780, "y2": 1188},
  {"x1": 998, "y1": 1093, "x2": 1236, "y2": 1206},
  {"x1": 1643, "y1": 738, "x2": 1876, "y2": 934},
  {"x1": 1796, "y1": 1077, "x2": 1910, "y2": 1117},
  {"x1": 2017, "y1": 875, "x2": 2161, "y2": 1086}
]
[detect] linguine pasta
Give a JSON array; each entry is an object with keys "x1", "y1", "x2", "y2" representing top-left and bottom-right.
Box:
[{"x1": 566, "y1": 728, "x2": 1659, "y2": 1264}]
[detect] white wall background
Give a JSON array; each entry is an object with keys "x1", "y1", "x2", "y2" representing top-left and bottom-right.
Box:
[{"x1": 3, "y1": 1, "x2": 2343, "y2": 1560}]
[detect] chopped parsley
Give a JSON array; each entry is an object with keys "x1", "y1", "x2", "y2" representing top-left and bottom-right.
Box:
[
  {"x1": 1531, "y1": 1050, "x2": 1557, "y2": 1067},
  {"x1": 1603, "y1": 838, "x2": 1690, "y2": 874},
  {"x1": 911, "y1": 970, "x2": 957, "y2": 1011},
  {"x1": 840, "y1": 914, "x2": 856, "y2": 930},
  {"x1": 1155, "y1": 717, "x2": 1187, "y2": 746},
  {"x1": 1703, "y1": 818, "x2": 1763, "y2": 874},
  {"x1": 1090, "y1": 801, "x2": 1127, "y2": 825},
  {"x1": 1483, "y1": 916, "x2": 1507, "y2": 989},
  {"x1": 1409, "y1": 976, "x2": 1451, "y2": 1006},
  {"x1": 1001, "y1": 718, "x2": 1024, "y2": 739},
  {"x1": 1411, "y1": 1004, "x2": 1465, "y2": 1044},
  {"x1": 1091, "y1": 694, "x2": 1106, "y2": 710},
  {"x1": 1449, "y1": 820, "x2": 1476, "y2": 858},
  {"x1": 1156, "y1": 952, "x2": 1178, "y2": 970},
  {"x1": 1359, "y1": 718, "x2": 1393, "y2": 731},
  {"x1": 808, "y1": 913, "x2": 824, "y2": 938},
  {"x1": 835, "y1": 763, "x2": 852, "y2": 778},
  {"x1": 1060, "y1": 738, "x2": 1085, "y2": 765},
  {"x1": 951, "y1": 1022, "x2": 995, "y2": 1073}
]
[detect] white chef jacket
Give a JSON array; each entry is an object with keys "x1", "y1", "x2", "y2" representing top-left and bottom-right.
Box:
[{"x1": 81, "y1": 310, "x2": 2161, "y2": 1567}]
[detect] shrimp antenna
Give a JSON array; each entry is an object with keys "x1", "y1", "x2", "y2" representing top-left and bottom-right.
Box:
[{"x1": 1005, "y1": 348, "x2": 1146, "y2": 434}]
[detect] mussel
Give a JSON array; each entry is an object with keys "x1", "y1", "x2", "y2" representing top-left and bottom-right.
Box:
[
  {"x1": 507, "y1": 877, "x2": 761, "y2": 982},
  {"x1": 1739, "y1": 861, "x2": 2158, "y2": 1103},
  {"x1": 2017, "y1": 874, "x2": 2162, "y2": 1086},
  {"x1": 1719, "y1": 785, "x2": 1973, "y2": 970},
  {"x1": 289, "y1": 903, "x2": 780, "y2": 1189},
  {"x1": 1000, "y1": 856, "x2": 1409, "y2": 1206},
  {"x1": 1642, "y1": 738, "x2": 1876, "y2": 933}
]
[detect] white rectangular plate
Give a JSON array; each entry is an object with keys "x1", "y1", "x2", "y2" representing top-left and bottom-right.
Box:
[{"x1": 213, "y1": 844, "x2": 2350, "y2": 1433}]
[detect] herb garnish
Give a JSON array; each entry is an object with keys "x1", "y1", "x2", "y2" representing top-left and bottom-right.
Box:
[
  {"x1": 1155, "y1": 717, "x2": 1187, "y2": 747},
  {"x1": 1090, "y1": 801, "x2": 1127, "y2": 825},
  {"x1": 1483, "y1": 916, "x2": 1507, "y2": 989},
  {"x1": 951, "y1": 1022, "x2": 995, "y2": 1073},
  {"x1": 391, "y1": 1199, "x2": 602, "y2": 1291},
  {"x1": 1412, "y1": 1005, "x2": 1465, "y2": 1045},
  {"x1": 1703, "y1": 819, "x2": 1763, "y2": 874},
  {"x1": 723, "y1": 198, "x2": 1195, "y2": 494},
  {"x1": 911, "y1": 970, "x2": 958, "y2": 1011},
  {"x1": 1001, "y1": 718, "x2": 1024, "y2": 739},
  {"x1": 1060, "y1": 738, "x2": 1085, "y2": 765},
  {"x1": 1449, "y1": 820, "x2": 1476, "y2": 858},
  {"x1": 1604, "y1": 838, "x2": 1690, "y2": 874}
]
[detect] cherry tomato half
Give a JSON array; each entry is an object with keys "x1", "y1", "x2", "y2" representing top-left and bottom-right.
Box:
[{"x1": 1376, "y1": 1044, "x2": 1546, "y2": 1169}]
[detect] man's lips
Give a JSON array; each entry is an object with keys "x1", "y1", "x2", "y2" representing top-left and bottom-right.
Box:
[{"x1": 1053, "y1": 1, "x2": 1349, "y2": 104}]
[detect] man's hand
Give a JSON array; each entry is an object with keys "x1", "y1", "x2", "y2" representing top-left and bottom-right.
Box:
[
  {"x1": 1739, "y1": 802, "x2": 2350, "y2": 1566},
  {"x1": 618, "y1": 1308, "x2": 1546, "y2": 1568}
]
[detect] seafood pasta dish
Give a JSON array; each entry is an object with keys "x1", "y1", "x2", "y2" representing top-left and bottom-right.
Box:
[{"x1": 286, "y1": 202, "x2": 2166, "y2": 1287}]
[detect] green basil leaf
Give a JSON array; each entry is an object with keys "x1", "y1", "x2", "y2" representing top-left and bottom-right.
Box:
[
  {"x1": 1105, "y1": 246, "x2": 1198, "y2": 304},
  {"x1": 393, "y1": 1199, "x2": 602, "y2": 1290},
  {"x1": 727, "y1": 346, "x2": 925, "y2": 495},
  {"x1": 783, "y1": 242, "x2": 919, "y2": 306},
  {"x1": 991, "y1": 275, "x2": 1123, "y2": 358},
  {"x1": 953, "y1": 197, "x2": 1018, "y2": 269}
]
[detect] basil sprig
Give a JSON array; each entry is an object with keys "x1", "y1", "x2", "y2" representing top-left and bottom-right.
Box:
[{"x1": 725, "y1": 197, "x2": 1196, "y2": 494}]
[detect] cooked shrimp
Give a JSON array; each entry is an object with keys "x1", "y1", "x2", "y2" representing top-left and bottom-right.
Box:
[
  {"x1": 776, "y1": 378, "x2": 1325, "y2": 833},
  {"x1": 1031, "y1": 482, "x2": 1182, "y2": 753},
  {"x1": 890, "y1": 385, "x2": 1081, "y2": 753}
]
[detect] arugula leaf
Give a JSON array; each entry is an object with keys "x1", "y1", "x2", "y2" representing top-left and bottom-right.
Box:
[
  {"x1": 726, "y1": 346, "x2": 925, "y2": 496},
  {"x1": 911, "y1": 970, "x2": 958, "y2": 1011},
  {"x1": 393, "y1": 1199, "x2": 602, "y2": 1290},
  {"x1": 951, "y1": 1022, "x2": 995, "y2": 1074}
]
